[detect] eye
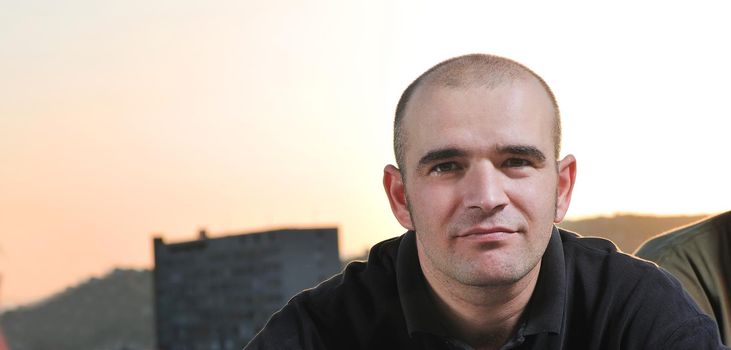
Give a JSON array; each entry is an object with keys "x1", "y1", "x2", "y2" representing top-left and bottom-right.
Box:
[
  {"x1": 430, "y1": 162, "x2": 460, "y2": 174},
  {"x1": 503, "y1": 158, "x2": 532, "y2": 168}
]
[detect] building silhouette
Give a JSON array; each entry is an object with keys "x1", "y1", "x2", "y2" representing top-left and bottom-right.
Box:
[
  {"x1": 0, "y1": 275, "x2": 10, "y2": 350},
  {"x1": 153, "y1": 228, "x2": 340, "y2": 350}
]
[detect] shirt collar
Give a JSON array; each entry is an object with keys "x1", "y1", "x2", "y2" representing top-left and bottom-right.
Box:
[{"x1": 395, "y1": 226, "x2": 567, "y2": 338}]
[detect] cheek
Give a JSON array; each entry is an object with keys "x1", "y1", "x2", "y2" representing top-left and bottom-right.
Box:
[
  {"x1": 409, "y1": 183, "x2": 461, "y2": 223},
  {"x1": 507, "y1": 177, "x2": 557, "y2": 218}
]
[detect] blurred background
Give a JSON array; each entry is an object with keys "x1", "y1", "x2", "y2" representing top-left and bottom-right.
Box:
[{"x1": 1, "y1": 0, "x2": 729, "y2": 349}]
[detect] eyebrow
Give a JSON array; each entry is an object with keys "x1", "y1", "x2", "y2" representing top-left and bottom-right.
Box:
[
  {"x1": 497, "y1": 144, "x2": 547, "y2": 163},
  {"x1": 416, "y1": 148, "x2": 467, "y2": 170}
]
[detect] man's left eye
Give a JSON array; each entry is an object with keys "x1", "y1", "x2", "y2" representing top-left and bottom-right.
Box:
[{"x1": 503, "y1": 158, "x2": 532, "y2": 167}]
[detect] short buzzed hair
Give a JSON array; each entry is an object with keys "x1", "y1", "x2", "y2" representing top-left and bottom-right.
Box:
[{"x1": 393, "y1": 54, "x2": 561, "y2": 171}]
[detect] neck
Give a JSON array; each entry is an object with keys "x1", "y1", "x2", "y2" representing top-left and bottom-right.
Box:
[{"x1": 419, "y1": 250, "x2": 541, "y2": 349}]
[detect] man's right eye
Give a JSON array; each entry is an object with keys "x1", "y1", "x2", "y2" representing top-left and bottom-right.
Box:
[{"x1": 431, "y1": 162, "x2": 459, "y2": 174}]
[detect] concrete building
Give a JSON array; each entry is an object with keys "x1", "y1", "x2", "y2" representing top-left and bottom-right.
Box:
[
  {"x1": 0, "y1": 276, "x2": 10, "y2": 350},
  {"x1": 153, "y1": 228, "x2": 340, "y2": 350}
]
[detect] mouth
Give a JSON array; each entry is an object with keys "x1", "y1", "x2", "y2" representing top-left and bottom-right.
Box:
[{"x1": 456, "y1": 226, "x2": 517, "y2": 242}]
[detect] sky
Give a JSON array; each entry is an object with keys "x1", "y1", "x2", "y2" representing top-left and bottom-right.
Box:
[{"x1": 1, "y1": 0, "x2": 730, "y2": 308}]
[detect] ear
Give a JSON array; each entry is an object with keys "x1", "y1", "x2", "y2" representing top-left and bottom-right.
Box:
[
  {"x1": 383, "y1": 165, "x2": 414, "y2": 230},
  {"x1": 554, "y1": 154, "x2": 577, "y2": 223}
]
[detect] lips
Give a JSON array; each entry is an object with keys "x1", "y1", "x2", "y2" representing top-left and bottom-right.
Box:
[
  {"x1": 456, "y1": 226, "x2": 517, "y2": 242},
  {"x1": 458, "y1": 226, "x2": 516, "y2": 237}
]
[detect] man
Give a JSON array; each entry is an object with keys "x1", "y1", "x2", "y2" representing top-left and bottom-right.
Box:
[
  {"x1": 635, "y1": 210, "x2": 731, "y2": 345},
  {"x1": 245, "y1": 54, "x2": 725, "y2": 349}
]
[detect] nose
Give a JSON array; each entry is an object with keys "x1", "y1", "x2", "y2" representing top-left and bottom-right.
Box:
[{"x1": 462, "y1": 162, "x2": 509, "y2": 214}]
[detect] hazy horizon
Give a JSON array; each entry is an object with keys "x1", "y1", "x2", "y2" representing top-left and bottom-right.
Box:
[{"x1": 1, "y1": 211, "x2": 717, "y2": 310}]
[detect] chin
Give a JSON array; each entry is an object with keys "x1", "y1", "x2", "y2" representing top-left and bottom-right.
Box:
[
  {"x1": 457, "y1": 269, "x2": 524, "y2": 287},
  {"x1": 458, "y1": 259, "x2": 539, "y2": 287}
]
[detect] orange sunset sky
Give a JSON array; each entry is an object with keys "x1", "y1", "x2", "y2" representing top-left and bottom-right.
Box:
[{"x1": 1, "y1": 0, "x2": 730, "y2": 308}]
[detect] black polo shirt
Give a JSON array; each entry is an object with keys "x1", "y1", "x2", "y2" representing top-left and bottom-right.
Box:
[{"x1": 245, "y1": 227, "x2": 726, "y2": 349}]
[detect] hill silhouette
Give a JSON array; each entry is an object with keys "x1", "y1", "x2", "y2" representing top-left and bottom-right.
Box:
[
  {"x1": 0, "y1": 214, "x2": 711, "y2": 349},
  {"x1": 1, "y1": 269, "x2": 153, "y2": 350}
]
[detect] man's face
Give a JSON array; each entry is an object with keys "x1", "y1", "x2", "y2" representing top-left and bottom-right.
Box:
[{"x1": 384, "y1": 78, "x2": 575, "y2": 287}]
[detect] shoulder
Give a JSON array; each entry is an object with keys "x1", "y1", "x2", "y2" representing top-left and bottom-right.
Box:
[
  {"x1": 302, "y1": 234, "x2": 403, "y2": 310},
  {"x1": 245, "y1": 234, "x2": 406, "y2": 349},
  {"x1": 635, "y1": 211, "x2": 731, "y2": 262},
  {"x1": 559, "y1": 227, "x2": 674, "y2": 290},
  {"x1": 558, "y1": 228, "x2": 619, "y2": 255},
  {"x1": 558, "y1": 227, "x2": 688, "y2": 293},
  {"x1": 559, "y1": 228, "x2": 651, "y2": 273}
]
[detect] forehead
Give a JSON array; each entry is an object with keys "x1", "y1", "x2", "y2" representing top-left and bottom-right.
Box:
[{"x1": 401, "y1": 79, "x2": 556, "y2": 164}]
